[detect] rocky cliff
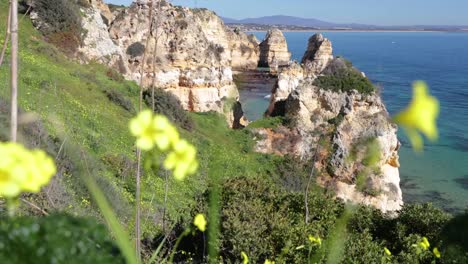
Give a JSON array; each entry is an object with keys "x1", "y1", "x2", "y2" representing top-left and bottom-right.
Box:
[
  {"x1": 258, "y1": 29, "x2": 291, "y2": 69},
  {"x1": 259, "y1": 34, "x2": 402, "y2": 213},
  {"x1": 227, "y1": 28, "x2": 260, "y2": 70},
  {"x1": 28, "y1": 0, "x2": 257, "y2": 126}
]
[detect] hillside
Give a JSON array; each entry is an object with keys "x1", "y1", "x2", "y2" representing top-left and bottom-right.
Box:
[{"x1": 0, "y1": 0, "x2": 467, "y2": 263}]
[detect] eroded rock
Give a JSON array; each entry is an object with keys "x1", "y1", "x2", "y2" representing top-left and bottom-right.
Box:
[{"x1": 258, "y1": 29, "x2": 291, "y2": 69}]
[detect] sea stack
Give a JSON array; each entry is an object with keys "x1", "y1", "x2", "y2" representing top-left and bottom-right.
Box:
[
  {"x1": 258, "y1": 29, "x2": 291, "y2": 69},
  {"x1": 258, "y1": 34, "x2": 403, "y2": 214},
  {"x1": 301, "y1": 33, "x2": 334, "y2": 77}
]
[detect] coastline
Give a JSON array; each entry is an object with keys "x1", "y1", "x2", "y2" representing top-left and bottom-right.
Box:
[{"x1": 245, "y1": 29, "x2": 468, "y2": 33}]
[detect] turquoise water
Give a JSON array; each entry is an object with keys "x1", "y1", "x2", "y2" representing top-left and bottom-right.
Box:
[{"x1": 242, "y1": 31, "x2": 468, "y2": 213}]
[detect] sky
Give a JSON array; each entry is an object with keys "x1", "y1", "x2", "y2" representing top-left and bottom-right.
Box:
[{"x1": 105, "y1": 0, "x2": 468, "y2": 26}]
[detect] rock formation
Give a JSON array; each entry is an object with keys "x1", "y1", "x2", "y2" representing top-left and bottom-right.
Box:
[
  {"x1": 78, "y1": 2, "x2": 128, "y2": 71},
  {"x1": 258, "y1": 34, "x2": 403, "y2": 213},
  {"x1": 106, "y1": 0, "x2": 257, "y2": 120},
  {"x1": 301, "y1": 33, "x2": 334, "y2": 77},
  {"x1": 258, "y1": 29, "x2": 291, "y2": 69},
  {"x1": 266, "y1": 34, "x2": 333, "y2": 116},
  {"x1": 28, "y1": 0, "x2": 258, "y2": 127}
]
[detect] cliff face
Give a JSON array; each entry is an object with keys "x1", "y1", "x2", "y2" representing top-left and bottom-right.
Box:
[
  {"x1": 227, "y1": 29, "x2": 260, "y2": 70},
  {"x1": 28, "y1": 0, "x2": 258, "y2": 126},
  {"x1": 258, "y1": 29, "x2": 291, "y2": 69},
  {"x1": 259, "y1": 34, "x2": 403, "y2": 213},
  {"x1": 105, "y1": 1, "x2": 258, "y2": 117},
  {"x1": 108, "y1": 1, "x2": 238, "y2": 114}
]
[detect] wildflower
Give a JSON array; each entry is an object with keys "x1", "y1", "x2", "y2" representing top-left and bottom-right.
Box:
[
  {"x1": 264, "y1": 260, "x2": 275, "y2": 264},
  {"x1": 393, "y1": 81, "x2": 439, "y2": 151},
  {"x1": 0, "y1": 142, "x2": 56, "y2": 198},
  {"x1": 130, "y1": 111, "x2": 198, "y2": 180},
  {"x1": 433, "y1": 247, "x2": 441, "y2": 258},
  {"x1": 419, "y1": 237, "x2": 430, "y2": 250},
  {"x1": 384, "y1": 247, "x2": 392, "y2": 256},
  {"x1": 308, "y1": 235, "x2": 322, "y2": 247},
  {"x1": 129, "y1": 110, "x2": 179, "y2": 151},
  {"x1": 193, "y1": 214, "x2": 207, "y2": 232},
  {"x1": 241, "y1": 251, "x2": 249, "y2": 264},
  {"x1": 164, "y1": 139, "x2": 198, "y2": 180}
]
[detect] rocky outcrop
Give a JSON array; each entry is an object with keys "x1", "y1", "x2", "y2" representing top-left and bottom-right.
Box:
[
  {"x1": 88, "y1": 0, "x2": 113, "y2": 23},
  {"x1": 257, "y1": 34, "x2": 403, "y2": 213},
  {"x1": 258, "y1": 29, "x2": 291, "y2": 69},
  {"x1": 265, "y1": 34, "x2": 332, "y2": 116},
  {"x1": 266, "y1": 62, "x2": 304, "y2": 116},
  {"x1": 104, "y1": 0, "x2": 259, "y2": 120},
  {"x1": 301, "y1": 34, "x2": 334, "y2": 77},
  {"x1": 227, "y1": 28, "x2": 260, "y2": 70},
  {"x1": 78, "y1": 4, "x2": 128, "y2": 71}
]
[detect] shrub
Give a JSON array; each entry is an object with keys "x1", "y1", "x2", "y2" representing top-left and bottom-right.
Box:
[
  {"x1": 314, "y1": 58, "x2": 375, "y2": 95},
  {"x1": 216, "y1": 177, "x2": 343, "y2": 263},
  {"x1": 126, "y1": 42, "x2": 146, "y2": 57},
  {"x1": 0, "y1": 214, "x2": 125, "y2": 263},
  {"x1": 106, "y1": 68, "x2": 124, "y2": 82},
  {"x1": 343, "y1": 231, "x2": 385, "y2": 263},
  {"x1": 31, "y1": 0, "x2": 85, "y2": 53},
  {"x1": 143, "y1": 89, "x2": 194, "y2": 131},
  {"x1": 104, "y1": 89, "x2": 135, "y2": 113}
]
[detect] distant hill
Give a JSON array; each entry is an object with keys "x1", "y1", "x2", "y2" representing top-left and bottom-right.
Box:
[
  {"x1": 221, "y1": 15, "x2": 468, "y2": 31},
  {"x1": 221, "y1": 15, "x2": 372, "y2": 29}
]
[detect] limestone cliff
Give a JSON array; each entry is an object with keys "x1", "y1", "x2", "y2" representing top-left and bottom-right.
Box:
[
  {"x1": 258, "y1": 34, "x2": 403, "y2": 213},
  {"x1": 28, "y1": 0, "x2": 258, "y2": 126},
  {"x1": 227, "y1": 28, "x2": 260, "y2": 70},
  {"x1": 258, "y1": 29, "x2": 291, "y2": 69}
]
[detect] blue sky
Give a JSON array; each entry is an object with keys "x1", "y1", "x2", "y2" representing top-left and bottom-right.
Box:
[{"x1": 105, "y1": 0, "x2": 468, "y2": 26}]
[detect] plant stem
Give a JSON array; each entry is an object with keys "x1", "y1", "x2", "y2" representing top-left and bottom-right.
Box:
[{"x1": 10, "y1": 0, "x2": 18, "y2": 142}]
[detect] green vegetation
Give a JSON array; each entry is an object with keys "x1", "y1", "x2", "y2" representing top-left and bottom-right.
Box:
[
  {"x1": 144, "y1": 89, "x2": 194, "y2": 130},
  {"x1": 126, "y1": 42, "x2": 145, "y2": 58},
  {"x1": 248, "y1": 116, "x2": 286, "y2": 129},
  {"x1": 0, "y1": 214, "x2": 125, "y2": 263},
  {"x1": 21, "y1": 0, "x2": 88, "y2": 54},
  {"x1": 0, "y1": 1, "x2": 466, "y2": 263},
  {"x1": 314, "y1": 57, "x2": 376, "y2": 95}
]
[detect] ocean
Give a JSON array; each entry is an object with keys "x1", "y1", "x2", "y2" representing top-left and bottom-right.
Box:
[{"x1": 239, "y1": 31, "x2": 468, "y2": 213}]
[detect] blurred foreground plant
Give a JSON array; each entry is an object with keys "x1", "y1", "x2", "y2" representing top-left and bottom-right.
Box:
[{"x1": 393, "y1": 81, "x2": 440, "y2": 151}]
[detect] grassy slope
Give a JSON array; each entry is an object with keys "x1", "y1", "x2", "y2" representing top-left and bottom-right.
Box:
[{"x1": 0, "y1": 1, "x2": 284, "y2": 237}]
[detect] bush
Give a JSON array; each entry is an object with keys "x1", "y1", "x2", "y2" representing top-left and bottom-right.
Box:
[
  {"x1": 314, "y1": 58, "x2": 375, "y2": 95},
  {"x1": 216, "y1": 177, "x2": 343, "y2": 263},
  {"x1": 347, "y1": 204, "x2": 453, "y2": 262},
  {"x1": 0, "y1": 214, "x2": 125, "y2": 264},
  {"x1": 126, "y1": 42, "x2": 146, "y2": 57},
  {"x1": 31, "y1": 0, "x2": 85, "y2": 53},
  {"x1": 143, "y1": 89, "x2": 194, "y2": 131},
  {"x1": 104, "y1": 89, "x2": 135, "y2": 113}
]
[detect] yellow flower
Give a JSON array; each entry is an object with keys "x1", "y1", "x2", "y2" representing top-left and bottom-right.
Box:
[
  {"x1": 21, "y1": 150, "x2": 56, "y2": 192},
  {"x1": 393, "y1": 81, "x2": 440, "y2": 151},
  {"x1": 384, "y1": 247, "x2": 392, "y2": 256},
  {"x1": 193, "y1": 214, "x2": 207, "y2": 232},
  {"x1": 0, "y1": 142, "x2": 56, "y2": 198},
  {"x1": 129, "y1": 110, "x2": 179, "y2": 151},
  {"x1": 264, "y1": 260, "x2": 275, "y2": 264},
  {"x1": 241, "y1": 251, "x2": 249, "y2": 264},
  {"x1": 308, "y1": 235, "x2": 322, "y2": 247},
  {"x1": 164, "y1": 139, "x2": 198, "y2": 181},
  {"x1": 433, "y1": 247, "x2": 441, "y2": 258},
  {"x1": 419, "y1": 237, "x2": 430, "y2": 250}
]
